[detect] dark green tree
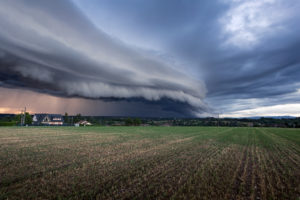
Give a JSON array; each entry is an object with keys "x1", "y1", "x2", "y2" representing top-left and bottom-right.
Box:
[
  {"x1": 133, "y1": 118, "x2": 141, "y2": 126},
  {"x1": 125, "y1": 118, "x2": 133, "y2": 126},
  {"x1": 64, "y1": 112, "x2": 69, "y2": 124},
  {"x1": 14, "y1": 113, "x2": 31, "y2": 125},
  {"x1": 14, "y1": 114, "x2": 21, "y2": 124},
  {"x1": 74, "y1": 113, "x2": 82, "y2": 123},
  {"x1": 25, "y1": 112, "x2": 32, "y2": 125}
]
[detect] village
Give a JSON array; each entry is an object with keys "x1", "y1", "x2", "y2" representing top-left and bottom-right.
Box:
[{"x1": 31, "y1": 113, "x2": 92, "y2": 126}]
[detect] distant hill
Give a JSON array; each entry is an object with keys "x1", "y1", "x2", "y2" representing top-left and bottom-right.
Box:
[
  {"x1": 244, "y1": 116, "x2": 297, "y2": 119},
  {"x1": 0, "y1": 114, "x2": 15, "y2": 117}
]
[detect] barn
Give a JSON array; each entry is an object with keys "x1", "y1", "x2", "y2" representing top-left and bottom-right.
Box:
[{"x1": 75, "y1": 120, "x2": 92, "y2": 126}]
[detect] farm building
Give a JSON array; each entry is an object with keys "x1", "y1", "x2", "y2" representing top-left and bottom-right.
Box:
[
  {"x1": 32, "y1": 114, "x2": 63, "y2": 126},
  {"x1": 75, "y1": 120, "x2": 92, "y2": 126}
]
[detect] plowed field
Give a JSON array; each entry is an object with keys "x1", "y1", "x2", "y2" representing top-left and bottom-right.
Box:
[{"x1": 0, "y1": 127, "x2": 299, "y2": 199}]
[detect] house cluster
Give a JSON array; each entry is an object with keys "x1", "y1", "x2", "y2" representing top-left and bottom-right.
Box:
[
  {"x1": 32, "y1": 114, "x2": 64, "y2": 126},
  {"x1": 32, "y1": 114, "x2": 92, "y2": 126}
]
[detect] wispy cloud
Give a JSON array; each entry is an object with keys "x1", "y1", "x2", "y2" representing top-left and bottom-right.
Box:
[{"x1": 220, "y1": 0, "x2": 294, "y2": 48}]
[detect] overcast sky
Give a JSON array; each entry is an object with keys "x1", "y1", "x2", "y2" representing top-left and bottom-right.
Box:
[{"x1": 0, "y1": 0, "x2": 300, "y2": 117}]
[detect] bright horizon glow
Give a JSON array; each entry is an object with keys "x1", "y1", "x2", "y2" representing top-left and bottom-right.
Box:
[
  {"x1": 0, "y1": 107, "x2": 32, "y2": 114},
  {"x1": 221, "y1": 103, "x2": 300, "y2": 118}
]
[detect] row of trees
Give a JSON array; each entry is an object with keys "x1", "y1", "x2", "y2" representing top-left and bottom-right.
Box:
[
  {"x1": 0, "y1": 113, "x2": 32, "y2": 126},
  {"x1": 1, "y1": 113, "x2": 299, "y2": 128},
  {"x1": 63, "y1": 114, "x2": 142, "y2": 126},
  {"x1": 125, "y1": 118, "x2": 142, "y2": 126},
  {"x1": 64, "y1": 113, "x2": 83, "y2": 124},
  {"x1": 171, "y1": 117, "x2": 300, "y2": 128}
]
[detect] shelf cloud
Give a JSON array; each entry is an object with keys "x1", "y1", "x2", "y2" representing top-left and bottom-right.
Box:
[
  {"x1": 0, "y1": 0, "x2": 300, "y2": 117},
  {"x1": 0, "y1": 0, "x2": 207, "y2": 116}
]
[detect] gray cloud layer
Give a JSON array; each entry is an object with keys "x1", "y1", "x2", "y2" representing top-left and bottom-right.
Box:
[
  {"x1": 76, "y1": 0, "x2": 300, "y2": 114},
  {"x1": 0, "y1": 0, "x2": 208, "y2": 116},
  {"x1": 1, "y1": 0, "x2": 300, "y2": 116}
]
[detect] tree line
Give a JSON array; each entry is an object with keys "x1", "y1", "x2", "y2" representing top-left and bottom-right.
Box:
[{"x1": 0, "y1": 114, "x2": 299, "y2": 128}]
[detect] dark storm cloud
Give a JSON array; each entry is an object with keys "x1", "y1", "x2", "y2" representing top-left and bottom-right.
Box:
[
  {"x1": 1, "y1": 0, "x2": 300, "y2": 116},
  {"x1": 81, "y1": 0, "x2": 300, "y2": 114},
  {"x1": 0, "y1": 0, "x2": 208, "y2": 116}
]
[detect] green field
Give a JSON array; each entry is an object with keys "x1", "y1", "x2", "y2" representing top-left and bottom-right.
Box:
[{"x1": 0, "y1": 127, "x2": 299, "y2": 199}]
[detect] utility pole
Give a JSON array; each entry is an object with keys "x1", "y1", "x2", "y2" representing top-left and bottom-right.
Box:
[
  {"x1": 20, "y1": 107, "x2": 26, "y2": 126},
  {"x1": 20, "y1": 109, "x2": 24, "y2": 126},
  {"x1": 24, "y1": 107, "x2": 26, "y2": 125},
  {"x1": 20, "y1": 109, "x2": 23, "y2": 126}
]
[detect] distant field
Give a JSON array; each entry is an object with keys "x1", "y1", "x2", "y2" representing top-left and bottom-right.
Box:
[{"x1": 0, "y1": 127, "x2": 299, "y2": 199}]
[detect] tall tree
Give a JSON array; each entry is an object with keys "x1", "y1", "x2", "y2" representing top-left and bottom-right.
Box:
[
  {"x1": 125, "y1": 118, "x2": 133, "y2": 126},
  {"x1": 64, "y1": 112, "x2": 69, "y2": 124},
  {"x1": 25, "y1": 112, "x2": 32, "y2": 125},
  {"x1": 133, "y1": 118, "x2": 141, "y2": 126}
]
